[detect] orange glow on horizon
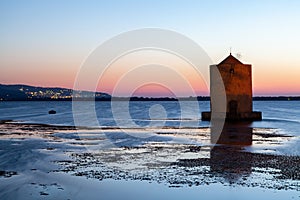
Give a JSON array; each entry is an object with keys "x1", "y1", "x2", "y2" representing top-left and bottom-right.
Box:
[
  {"x1": 2, "y1": 52, "x2": 299, "y2": 97},
  {"x1": 96, "y1": 50, "x2": 209, "y2": 97}
]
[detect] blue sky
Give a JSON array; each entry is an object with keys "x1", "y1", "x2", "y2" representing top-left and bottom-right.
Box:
[{"x1": 1, "y1": 0, "x2": 300, "y2": 95}]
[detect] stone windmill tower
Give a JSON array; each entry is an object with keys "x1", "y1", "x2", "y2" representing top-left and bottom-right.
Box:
[{"x1": 202, "y1": 53, "x2": 262, "y2": 121}]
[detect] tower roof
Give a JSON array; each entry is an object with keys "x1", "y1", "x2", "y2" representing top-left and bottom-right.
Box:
[{"x1": 218, "y1": 54, "x2": 243, "y2": 65}]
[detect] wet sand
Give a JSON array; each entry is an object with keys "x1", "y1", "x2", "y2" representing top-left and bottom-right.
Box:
[{"x1": 0, "y1": 121, "x2": 299, "y2": 199}]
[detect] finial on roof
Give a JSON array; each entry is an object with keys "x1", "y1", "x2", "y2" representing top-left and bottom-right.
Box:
[{"x1": 230, "y1": 47, "x2": 232, "y2": 55}]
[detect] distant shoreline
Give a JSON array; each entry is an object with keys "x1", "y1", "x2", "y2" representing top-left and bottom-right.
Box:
[
  {"x1": 1, "y1": 83, "x2": 299, "y2": 101},
  {"x1": 1, "y1": 96, "x2": 300, "y2": 101}
]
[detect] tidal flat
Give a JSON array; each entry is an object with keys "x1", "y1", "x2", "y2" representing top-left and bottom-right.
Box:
[{"x1": 0, "y1": 121, "x2": 299, "y2": 200}]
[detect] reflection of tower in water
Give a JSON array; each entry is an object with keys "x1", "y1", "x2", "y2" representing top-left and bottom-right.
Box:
[
  {"x1": 210, "y1": 122, "x2": 254, "y2": 182},
  {"x1": 210, "y1": 145, "x2": 253, "y2": 183},
  {"x1": 211, "y1": 122, "x2": 253, "y2": 145}
]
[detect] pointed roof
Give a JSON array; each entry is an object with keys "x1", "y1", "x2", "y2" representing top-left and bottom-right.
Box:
[{"x1": 218, "y1": 53, "x2": 243, "y2": 65}]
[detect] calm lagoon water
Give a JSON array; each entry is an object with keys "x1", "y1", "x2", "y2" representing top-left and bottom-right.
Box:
[
  {"x1": 0, "y1": 101, "x2": 209, "y2": 127},
  {"x1": 0, "y1": 101, "x2": 300, "y2": 200},
  {"x1": 1, "y1": 101, "x2": 300, "y2": 153},
  {"x1": 1, "y1": 100, "x2": 300, "y2": 134},
  {"x1": 1, "y1": 100, "x2": 300, "y2": 155}
]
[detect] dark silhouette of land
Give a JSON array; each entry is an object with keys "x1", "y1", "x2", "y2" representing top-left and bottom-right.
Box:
[
  {"x1": 0, "y1": 83, "x2": 299, "y2": 101},
  {"x1": 0, "y1": 84, "x2": 110, "y2": 101}
]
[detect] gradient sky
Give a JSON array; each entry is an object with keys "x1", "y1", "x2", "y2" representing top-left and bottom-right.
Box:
[{"x1": 1, "y1": 0, "x2": 300, "y2": 96}]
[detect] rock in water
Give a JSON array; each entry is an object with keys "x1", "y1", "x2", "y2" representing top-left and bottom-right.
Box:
[{"x1": 48, "y1": 110, "x2": 56, "y2": 114}]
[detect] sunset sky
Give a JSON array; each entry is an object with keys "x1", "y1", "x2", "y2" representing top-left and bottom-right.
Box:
[{"x1": 1, "y1": 0, "x2": 300, "y2": 96}]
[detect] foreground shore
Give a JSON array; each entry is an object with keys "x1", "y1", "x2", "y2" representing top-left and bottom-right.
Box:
[{"x1": 0, "y1": 121, "x2": 299, "y2": 199}]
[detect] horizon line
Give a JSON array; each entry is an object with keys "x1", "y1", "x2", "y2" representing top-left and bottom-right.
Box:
[{"x1": 1, "y1": 83, "x2": 299, "y2": 98}]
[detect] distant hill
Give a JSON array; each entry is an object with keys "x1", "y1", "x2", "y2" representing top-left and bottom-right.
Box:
[
  {"x1": 0, "y1": 84, "x2": 111, "y2": 101},
  {"x1": 0, "y1": 83, "x2": 299, "y2": 101}
]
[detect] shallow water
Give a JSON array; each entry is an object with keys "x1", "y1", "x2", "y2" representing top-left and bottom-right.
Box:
[
  {"x1": 1, "y1": 100, "x2": 300, "y2": 154},
  {"x1": 3, "y1": 174, "x2": 299, "y2": 200},
  {"x1": 0, "y1": 101, "x2": 299, "y2": 130},
  {"x1": 0, "y1": 127, "x2": 299, "y2": 200},
  {"x1": 0, "y1": 101, "x2": 300, "y2": 199}
]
